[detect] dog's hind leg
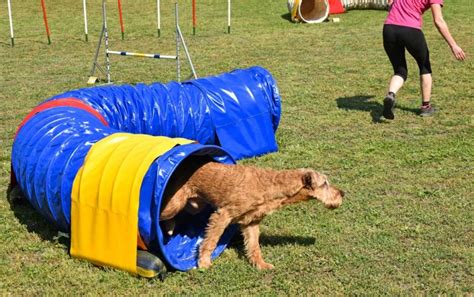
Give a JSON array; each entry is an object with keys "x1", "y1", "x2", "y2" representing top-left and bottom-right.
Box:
[
  {"x1": 160, "y1": 186, "x2": 193, "y2": 221},
  {"x1": 241, "y1": 223, "x2": 274, "y2": 270},
  {"x1": 198, "y1": 209, "x2": 232, "y2": 269}
]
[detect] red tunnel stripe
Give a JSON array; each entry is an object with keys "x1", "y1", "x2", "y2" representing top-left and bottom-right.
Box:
[
  {"x1": 14, "y1": 97, "x2": 109, "y2": 138},
  {"x1": 11, "y1": 97, "x2": 109, "y2": 188}
]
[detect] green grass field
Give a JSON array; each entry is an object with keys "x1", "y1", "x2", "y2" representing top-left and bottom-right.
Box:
[{"x1": 1, "y1": 0, "x2": 472, "y2": 294}]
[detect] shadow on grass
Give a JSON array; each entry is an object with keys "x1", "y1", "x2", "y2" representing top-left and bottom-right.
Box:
[
  {"x1": 260, "y1": 234, "x2": 316, "y2": 246},
  {"x1": 336, "y1": 95, "x2": 383, "y2": 123},
  {"x1": 6, "y1": 185, "x2": 69, "y2": 247},
  {"x1": 0, "y1": 41, "x2": 13, "y2": 47},
  {"x1": 396, "y1": 104, "x2": 419, "y2": 116},
  {"x1": 281, "y1": 13, "x2": 292, "y2": 22},
  {"x1": 228, "y1": 232, "x2": 316, "y2": 260},
  {"x1": 336, "y1": 95, "x2": 419, "y2": 122}
]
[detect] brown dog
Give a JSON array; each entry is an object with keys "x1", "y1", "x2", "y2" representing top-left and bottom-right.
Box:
[{"x1": 160, "y1": 158, "x2": 344, "y2": 270}]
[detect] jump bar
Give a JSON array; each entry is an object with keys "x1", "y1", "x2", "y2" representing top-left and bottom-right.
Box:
[{"x1": 107, "y1": 50, "x2": 177, "y2": 59}]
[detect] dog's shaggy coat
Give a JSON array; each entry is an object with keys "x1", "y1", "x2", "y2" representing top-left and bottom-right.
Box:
[{"x1": 160, "y1": 158, "x2": 344, "y2": 270}]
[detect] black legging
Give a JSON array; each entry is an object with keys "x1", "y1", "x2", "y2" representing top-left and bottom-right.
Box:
[{"x1": 383, "y1": 24, "x2": 432, "y2": 81}]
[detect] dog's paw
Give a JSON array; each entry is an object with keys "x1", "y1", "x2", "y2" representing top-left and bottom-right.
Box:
[
  {"x1": 255, "y1": 262, "x2": 274, "y2": 270},
  {"x1": 162, "y1": 219, "x2": 176, "y2": 236},
  {"x1": 188, "y1": 200, "x2": 199, "y2": 209},
  {"x1": 198, "y1": 258, "x2": 212, "y2": 269},
  {"x1": 184, "y1": 199, "x2": 206, "y2": 215}
]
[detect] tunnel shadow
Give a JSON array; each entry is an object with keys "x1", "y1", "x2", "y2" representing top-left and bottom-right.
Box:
[
  {"x1": 336, "y1": 95, "x2": 420, "y2": 122},
  {"x1": 6, "y1": 185, "x2": 69, "y2": 248}
]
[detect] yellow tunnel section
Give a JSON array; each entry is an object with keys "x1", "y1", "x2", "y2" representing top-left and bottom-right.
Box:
[{"x1": 70, "y1": 133, "x2": 193, "y2": 274}]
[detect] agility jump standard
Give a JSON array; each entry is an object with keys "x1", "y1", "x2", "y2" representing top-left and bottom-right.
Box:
[{"x1": 90, "y1": 1, "x2": 197, "y2": 84}]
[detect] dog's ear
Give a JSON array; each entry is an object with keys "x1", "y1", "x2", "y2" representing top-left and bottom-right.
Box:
[
  {"x1": 302, "y1": 170, "x2": 314, "y2": 190},
  {"x1": 302, "y1": 170, "x2": 329, "y2": 190}
]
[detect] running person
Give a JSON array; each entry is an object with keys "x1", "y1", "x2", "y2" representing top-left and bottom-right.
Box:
[{"x1": 382, "y1": 0, "x2": 466, "y2": 119}]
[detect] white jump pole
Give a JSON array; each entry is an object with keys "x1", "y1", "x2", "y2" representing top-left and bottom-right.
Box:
[
  {"x1": 175, "y1": 2, "x2": 180, "y2": 82},
  {"x1": 227, "y1": 0, "x2": 231, "y2": 33},
  {"x1": 156, "y1": 0, "x2": 161, "y2": 37},
  {"x1": 7, "y1": 0, "x2": 14, "y2": 46},
  {"x1": 83, "y1": 0, "x2": 88, "y2": 41}
]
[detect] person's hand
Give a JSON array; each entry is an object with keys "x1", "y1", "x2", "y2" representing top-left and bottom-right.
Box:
[
  {"x1": 451, "y1": 44, "x2": 466, "y2": 61},
  {"x1": 387, "y1": 0, "x2": 394, "y2": 5}
]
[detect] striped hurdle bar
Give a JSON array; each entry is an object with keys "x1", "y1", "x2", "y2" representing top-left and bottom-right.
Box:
[{"x1": 106, "y1": 51, "x2": 177, "y2": 60}]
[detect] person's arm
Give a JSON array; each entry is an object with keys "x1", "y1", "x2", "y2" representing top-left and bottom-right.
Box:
[{"x1": 431, "y1": 4, "x2": 466, "y2": 61}]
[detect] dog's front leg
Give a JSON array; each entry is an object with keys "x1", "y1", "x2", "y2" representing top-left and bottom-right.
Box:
[
  {"x1": 241, "y1": 223, "x2": 274, "y2": 270},
  {"x1": 198, "y1": 209, "x2": 232, "y2": 269}
]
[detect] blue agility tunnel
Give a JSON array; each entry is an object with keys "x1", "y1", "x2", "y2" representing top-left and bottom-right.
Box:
[
  {"x1": 11, "y1": 66, "x2": 281, "y2": 272},
  {"x1": 48, "y1": 66, "x2": 281, "y2": 160}
]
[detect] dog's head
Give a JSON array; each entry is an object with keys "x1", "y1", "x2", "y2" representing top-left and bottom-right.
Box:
[{"x1": 300, "y1": 169, "x2": 344, "y2": 209}]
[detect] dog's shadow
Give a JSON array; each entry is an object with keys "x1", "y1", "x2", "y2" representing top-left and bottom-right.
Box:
[
  {"x1": 281, "y1": 13, "x2": 292, "y2": 22},
  {"x1": 6, "y1": 185, "x2": 69, "y2": 247},
  {"x1": 336, "y1": 95, "x2": 419, "y2": 122},
  {"x1": 228, "y1": 232, "x2": 316, "y2": 260},
  {"x1": 260, "y1": 234, "x2": 316, "y2": 246}
]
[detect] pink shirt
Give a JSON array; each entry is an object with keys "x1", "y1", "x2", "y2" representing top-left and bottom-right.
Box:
[{"x1": 385, "y1": 0, "x2": 444, "y2": 29}]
